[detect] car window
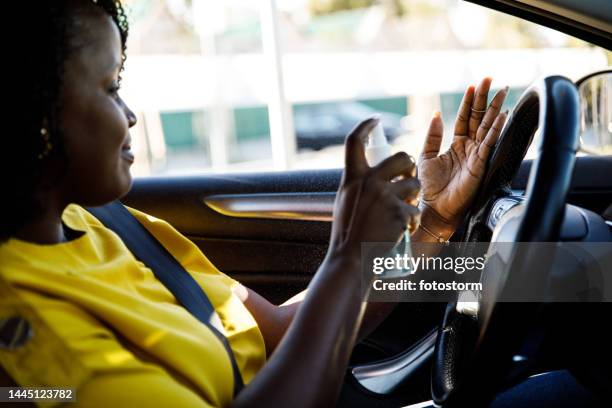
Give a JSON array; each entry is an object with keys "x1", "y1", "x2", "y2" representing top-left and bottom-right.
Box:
[{"x1": 121, "y1": 0, "x2": 611, "y2": 177}]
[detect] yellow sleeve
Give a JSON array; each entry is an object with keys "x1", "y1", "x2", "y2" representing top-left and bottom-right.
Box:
[{"x1": 3, "y1": 290, "x2": 213, "y2": 408}]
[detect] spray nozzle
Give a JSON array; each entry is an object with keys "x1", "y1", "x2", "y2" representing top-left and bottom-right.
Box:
[
  {"x1": 365, "y1": 118, "x2": 391, "y2": 166},
  {"x1": 367, "y1": 120, "x2": 387, "y2": 148}
]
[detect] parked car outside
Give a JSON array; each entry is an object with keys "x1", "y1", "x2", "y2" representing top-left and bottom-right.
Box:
[{"x1": 294, "y1": 101, "x2": 404, "y2": 150}]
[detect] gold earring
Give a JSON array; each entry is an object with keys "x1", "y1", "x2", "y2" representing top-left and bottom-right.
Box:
[{"x1": 37, "y1": 127, "x2": 53, "y2": 159}]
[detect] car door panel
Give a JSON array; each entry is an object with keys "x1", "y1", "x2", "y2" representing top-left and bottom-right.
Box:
[{"x1": 123, "y1": 170, "x2": 340, "y2": 303}]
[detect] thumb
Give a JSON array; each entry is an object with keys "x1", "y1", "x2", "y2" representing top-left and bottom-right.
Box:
[
  {"x1": 421, "y1": 111, "x2": 444, "y2": 161},
  {"x1": 343, "y1": 117, "x2": 378, "y2": 181}
]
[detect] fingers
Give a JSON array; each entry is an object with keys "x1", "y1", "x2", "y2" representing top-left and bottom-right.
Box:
[
  {"x1": 476, "y1": 86, "x2": 508, "y2": 143},
  {"x1": 421, "y1": 111, "x2": 444, "y2": 161},
  {"x1": 389, "y1": 177, "x2": 420, "y2": 202},
  {"x1": 477, "y1": 111, "x2": 508, "y2": 162},
  {"x1": 373, "y1": 151, "x2": 416, "y2": 181},
  {"x1": 468, "y1": 77, "x2": 493, "y2": 139},
  {"x1": 454, "y1": 85, "x2": 475, "y2": 137},
  {"x1": 343, "y1": 117, "x2": 379, "y2": 180}
]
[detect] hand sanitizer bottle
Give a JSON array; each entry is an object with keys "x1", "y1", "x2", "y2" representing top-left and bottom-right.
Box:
[
  {"x1": 365, "y1": 120, "x2": 413, "y2": 278},
  {"x1": 365, "y1": 121, "x2": 392, "y2": 166}
]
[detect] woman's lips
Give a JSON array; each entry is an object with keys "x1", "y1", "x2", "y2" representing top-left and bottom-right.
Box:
[
  {"x1": 122, "y1": 135, "x2": 133, "y2": 164},
  {"x1": 121, "y1": 148, "x2": 134, "y2": 163}
]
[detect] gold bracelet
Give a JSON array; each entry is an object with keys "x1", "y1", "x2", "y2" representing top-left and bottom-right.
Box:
[{"x1": 419, "y1": 223, "x2": 450, "y2": 244}]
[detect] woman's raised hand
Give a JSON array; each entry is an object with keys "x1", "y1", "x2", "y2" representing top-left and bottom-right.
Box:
[
  {"x1": 330, "y1": 118, "x2": 421, "y2": 257},
  {"x1": 418, "y1": 77, "x2": 508, "y2": 237}
]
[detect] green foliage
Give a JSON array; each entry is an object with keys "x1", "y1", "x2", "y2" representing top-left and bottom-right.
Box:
[
  {"x1": 308, "y1": 0, "x2": 446, "y2": 18},
  {"x1": 308, "y1": 0, "x2": 377, "y2": 16}
]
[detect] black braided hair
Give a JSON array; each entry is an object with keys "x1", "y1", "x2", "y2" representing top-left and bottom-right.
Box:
[{"x1": 1, "y1": 0, "x2": 129, "y2": 243}]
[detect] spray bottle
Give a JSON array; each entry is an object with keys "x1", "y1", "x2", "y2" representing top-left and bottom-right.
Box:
[{"x1": 365, "y1": 120, "x2": 413, "y2": 278}]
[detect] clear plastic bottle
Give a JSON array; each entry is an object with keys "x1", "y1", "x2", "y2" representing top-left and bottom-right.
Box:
[{"x1": 365, "y1": 121, "x2": 413, "y2": 278}]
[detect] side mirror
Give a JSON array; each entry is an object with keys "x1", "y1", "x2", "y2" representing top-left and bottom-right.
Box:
[{"x1": 577, "y1": 69, "x2": 612, "y2": 155}]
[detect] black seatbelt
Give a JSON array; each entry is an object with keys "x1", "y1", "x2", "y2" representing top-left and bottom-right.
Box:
[{"x1": 85, "y1": 201, "x2": 244, "y2": 396}]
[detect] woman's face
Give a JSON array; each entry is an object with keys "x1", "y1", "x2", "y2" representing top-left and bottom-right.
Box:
[{"x1": 58, "y1": 9, "x2": 136, "y2": 207}]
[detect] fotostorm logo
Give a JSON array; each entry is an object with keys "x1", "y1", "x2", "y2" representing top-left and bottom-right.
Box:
[
  {"x1": 372, "y1": 279, "x2": 483, "y2": 292},
  {"x1": 367, "y1": 250, "x2": 486, "y2": 299}
]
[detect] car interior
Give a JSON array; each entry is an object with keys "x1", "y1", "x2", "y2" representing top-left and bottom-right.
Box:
[
  {"x1": 15, "y1": 0, "x2": 607, "y2": 406},
  {"x1": 123, "y1": 112, "x2": 612, "y2": 408},
  {"x1": 124, "y1": 74, "x2": 612, "y2": 408}
]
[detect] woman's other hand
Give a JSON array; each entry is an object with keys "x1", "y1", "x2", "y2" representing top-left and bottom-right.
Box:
[
  {"x1": 418, "y1": 77, "x2": 508, "y2": 238},
  {"x1": 330, "y1": 118, "x2": 421, "y2": 258}
]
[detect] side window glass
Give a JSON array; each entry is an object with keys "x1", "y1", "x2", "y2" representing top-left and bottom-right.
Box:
[{"x1": 123, "y1": 0, "x2": 611, "y2": 176}]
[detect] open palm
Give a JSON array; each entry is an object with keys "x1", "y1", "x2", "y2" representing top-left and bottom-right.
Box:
[{"x1": 418, "y1": 78, "x2": 508, "y2": 227}]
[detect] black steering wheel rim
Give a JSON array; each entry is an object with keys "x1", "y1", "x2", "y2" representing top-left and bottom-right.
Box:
[{"x1": 431, "y1": 75, "x2": 581, "y2": 407}]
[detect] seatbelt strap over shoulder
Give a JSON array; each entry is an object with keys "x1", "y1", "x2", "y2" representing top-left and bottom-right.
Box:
[{"x1": 85, "y1": 201, "x2": 244, "y2": 396}]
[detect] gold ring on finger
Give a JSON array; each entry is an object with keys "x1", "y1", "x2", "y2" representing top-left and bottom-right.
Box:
[{"x1": 471, "y1": 107, "x2": 487, "y2": 113}]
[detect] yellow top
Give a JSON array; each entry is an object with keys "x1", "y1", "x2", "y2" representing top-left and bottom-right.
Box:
[{"x1": 0, "y1": 204, "x2": 266, "y2": 407}]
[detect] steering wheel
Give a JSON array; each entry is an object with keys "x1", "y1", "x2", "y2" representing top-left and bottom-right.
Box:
[{"x1": 430, "y1": 76, "x2": 581, "y2": 406}]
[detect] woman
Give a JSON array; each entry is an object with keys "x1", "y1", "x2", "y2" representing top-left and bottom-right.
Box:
[{"x1": 0, "y1": 1, "x2": 507, "y2": 407}]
